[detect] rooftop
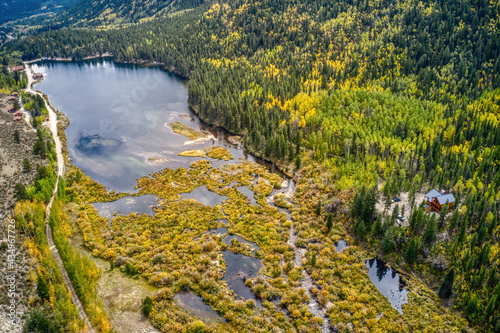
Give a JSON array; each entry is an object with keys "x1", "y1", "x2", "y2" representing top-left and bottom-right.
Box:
[
  {"x1": 436, "y1": 193, "x2": 455, "y2": 205},
  {"x1": 425, "y1": 189, "x2": 442, "y2": 199}
]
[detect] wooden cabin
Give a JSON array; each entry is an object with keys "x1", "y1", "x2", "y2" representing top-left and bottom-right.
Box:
[
  {"x1": 12, "y1": 92, "x2": 18, "y2": 97},
  {"x1": 9, "y1": 108, "x2": 15, "y2": 113},
  {"x1": 9, "y1": 65, "x2": 24, "y2": 73},
  {"x1": 33, "y1": 73, "x2": 44, "y2": 79},
  {"x1": 14, "y1": 111, "x2": 22, "y2": 117},
  {"x1": 425, "y1": 189, "x2": 455, "y2": 213},
  {"x1": 14, "y1": 116, "x2": 21, "y2": 122}
]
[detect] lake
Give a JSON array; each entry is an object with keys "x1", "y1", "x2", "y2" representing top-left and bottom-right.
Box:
[{"x1": 32, "y1": 59, "x2": 260, "y2": 193}]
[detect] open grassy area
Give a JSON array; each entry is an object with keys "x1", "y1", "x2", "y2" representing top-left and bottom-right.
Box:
[{"x1": 169, "y1": 121, "x2": 209, "y2": 141}]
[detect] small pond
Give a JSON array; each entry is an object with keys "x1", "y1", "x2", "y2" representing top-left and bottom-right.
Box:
[
  {"x1": 181, "y1": 185, "x2": 227, "y2": 206},
  {"x1": 237, "y1": 186, "x2": 257, "y2": 205},
  {"x1": 335, "y1": 240, "x2": 347, "y2": 253},
  {"x1": 222, "y1": 251, "x2": 263, "y2": 306},
  {"x1": 174, "y1": 291, "x2": 225, "y2": 323},
  {"x1": 365, "y1": 258, "x2": 408, "y2": 314},
  {"x1": 92, "y1": 194, "x2": 159, "y2": 224}
]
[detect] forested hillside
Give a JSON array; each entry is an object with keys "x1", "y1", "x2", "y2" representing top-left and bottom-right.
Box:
[
  {"x1": 0, "y1": 0, "x2": 79, "y2": 24},
  {"x1": 55, "y1": 0, "x2": 205, "y2": 27},
  {"x1": 4, "y1": 0, "x2": 500, "y2": 331}
]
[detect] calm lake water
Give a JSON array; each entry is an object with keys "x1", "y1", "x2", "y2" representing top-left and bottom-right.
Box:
[
  {"x1": 92, "y1": 194, "x2": 159, "y2": 224},
  {"x1": 366, "y1": 258, "x2": 408, "y2": 314},
  {"x1": 33, "y1": 59, "x2": 259, "y2": 192}
]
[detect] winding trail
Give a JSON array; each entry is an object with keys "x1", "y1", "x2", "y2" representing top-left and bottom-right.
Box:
[{"x1": 24, "y1": 63, "x2": 96, "y2": 333}]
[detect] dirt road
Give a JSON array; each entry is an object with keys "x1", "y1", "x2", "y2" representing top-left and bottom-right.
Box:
[{"x1": 24, "y1": 62, "x2": 96, "y2": 333}]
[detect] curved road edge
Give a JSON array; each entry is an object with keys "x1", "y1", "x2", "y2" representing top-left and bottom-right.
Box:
[{"x1": 24, "y1": 62, "x2": 97, "y2": 333}]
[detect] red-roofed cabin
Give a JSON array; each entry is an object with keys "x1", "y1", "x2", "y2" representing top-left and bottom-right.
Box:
[
  {"x1": 14, "y1": 111, "x2": 22, "y2": 117},
  {"x1": 12, "y1": 92, "x2": 18, "y2": 97},
  {"x1": 9, "y1": 98, "x2": 15, "y2": 102},
  {"x1": 14, "y1": 116, "x2": 21, "y2": 122},
  {"x1": 9, "y1": 108, "x2": 15, "y2": 113},
  {"x1": 9, "y1": 65, "x2": 24, "y2": 73},
  {"x1": 33, "y1": 73, "x2": 44, "y2": 80}
]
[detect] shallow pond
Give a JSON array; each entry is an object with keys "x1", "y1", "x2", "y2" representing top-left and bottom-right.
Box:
[
  {"x1": 33, "y1": 59, "x2": 262, "y2": 192},
  {"x1": 222, "y1": 251, "x2": 263, "y2": 306},
  {"x1": 365, "y1": 258, "x2": 408, "y2": 314},
  {"x1": 174, "y1": 291, "x2": 225, "y2": 323},
  {"x1": 180, "y1": 185, "x2": 227, "y2": 206},
  {"x1": 335, "y1": 240, "x2": 347, "y2": 253},
  {"x1": 92, "y1": 194, "x2": 159, "y2": 224},
  {"x1": 237, "y1": 186, "x2": 257, "y2": 205}
]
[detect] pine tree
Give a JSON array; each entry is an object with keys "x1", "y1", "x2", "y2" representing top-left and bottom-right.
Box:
[
  {"x1": 14, "y1": 183, "x2": 28, "y2": 200},
  {"x1": 405, "y1": 239, "x2": 418, "y2": 265},
  {"x1": 424, "y1": 216, "x2": 437, "y2": 244},
  {"x1": 311, "y1": 253, "x2": 317, "y2": 267},
  {"x1": 354, "y1": 218, "x2": 366, "y2": 237},
  {"x1": 372, "y1": 215, "x2": 383, "y2": 236},
  {"x1": 142, "y1": 296, "x2": 153, "y2": 316},
  {"x1": 326, "y1": 213, "x2": 333, "y2": 232},
  {"x1": 36, "y1": 275, "x2": 49, "y2": 301},
  {"x1": 13, "y1": 98, "x2": 20, "y2": 111},
  {"x1": 315, "y1": 200, "x2": 322, "y2": 215},
  {"x1": 381, "y1": 228, "x2": 395, "y2": 253},
  {"x1": 465, "y1": 295, "x2": 478, "y2": 319},
  {"x1": 295, "y1": 155, "x2": 301, "y2": 170},
  {"x1": 13, "y1": 130, "x2": 20, "y2": 143},
  {"x1": 23, "y1": 158, "x2": 32, "y2": 172},
  {"x1": 439, "y1": 268, "x2": 455, "y2": 299},
  {"x1": 457, "y1": 220, "x2": 467, "y2": 243},
  {"x1": 484, "y1": 295, "x2": 497, "y2": 322}
]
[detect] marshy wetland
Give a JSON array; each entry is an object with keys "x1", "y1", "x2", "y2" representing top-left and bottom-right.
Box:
[{"x1": 36, "y1": 59, "x2": 469, "y2": 333}]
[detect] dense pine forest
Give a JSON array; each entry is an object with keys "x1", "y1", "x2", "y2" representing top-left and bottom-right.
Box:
[{"x1": 3, "y1": 0, "x2": 500, "y2": 331}]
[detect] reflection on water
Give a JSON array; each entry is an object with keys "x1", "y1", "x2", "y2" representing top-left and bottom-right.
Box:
[
  {"x1": 174, "y1": 291, "x2": 225, "y2": 323},
  {"x1": 222, "y1": 251, "x2": 263, "y2": 306},
  {"x1": 33, "y1": 59, "x2": 262, "y2": 192},
  {"x1": 92, "y1": 194, "x2": 159, "y2": 224},
  {"x1": 366, "y1": 258, "x2": 408, "y2": 314},
  {"x1": 222, "y1": 234, "x2": 260, "y2": 255},
  {"x1": 237, "y1": 186, "x2": 257, "y2": 205},
  {"x1": 335, "y1": 240, "x2": 347, "y2": 253},
  {"x1": 181, "y1": 185, "x2": 227, "y2": 206}
]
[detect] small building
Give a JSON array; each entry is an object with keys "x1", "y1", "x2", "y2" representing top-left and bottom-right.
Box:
[
  {"x1": 9, "y1": 108, "x2": 15, "y2": 113},
  {"x1": 425, "y1": 189, "x2": 455, "y2": 213},
  {"x1": 425, "y1": 189, "x2": 442, "y2": 202},
  {"x1": 33, "y1": 73, "x2": 44, "y2": 80},
  {"x1": 9, "y1": 97, "x2": 15, "y2": 102},
  {"x1": 14, "y1": 111, "x2": 22, "y2": 117},
  {"x1": 12, "y1": 92, "x2": 18, "y2": 97},
  {"x1": 9, "y1": 65, "x2": 24, "y2": 73},
  {"x1": 13, "y1": 116, "x2": 21, "y2": 122}
]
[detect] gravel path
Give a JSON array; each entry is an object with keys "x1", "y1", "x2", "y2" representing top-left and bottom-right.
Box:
[{"x1": 24, "y1": 63, "x2": 96, "y2": 333}]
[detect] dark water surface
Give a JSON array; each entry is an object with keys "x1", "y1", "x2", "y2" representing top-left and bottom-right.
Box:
[
  {"x1": 91, "y1": 194, "x2": 159, "y2": 224},
  {"x1": 33, "y1": 59, "x2": 259, "y2": 192},
  {"x1": 174, "y1": 291, "x2": 225, "y2": 323},
  {"x1": 222, "y1": 251, "x2": 263, "y2": 306},
  {"x1": 366, "y1": 258, "x2": 409, "y2": 314}
]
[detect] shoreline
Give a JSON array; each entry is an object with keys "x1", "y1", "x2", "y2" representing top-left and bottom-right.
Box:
[
  {"x1": 24, "y1": 52, "x2": 113, "y2": 64},
  {"x1": 26, "y1": 54, "x2": 293, "y2": 181}
]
